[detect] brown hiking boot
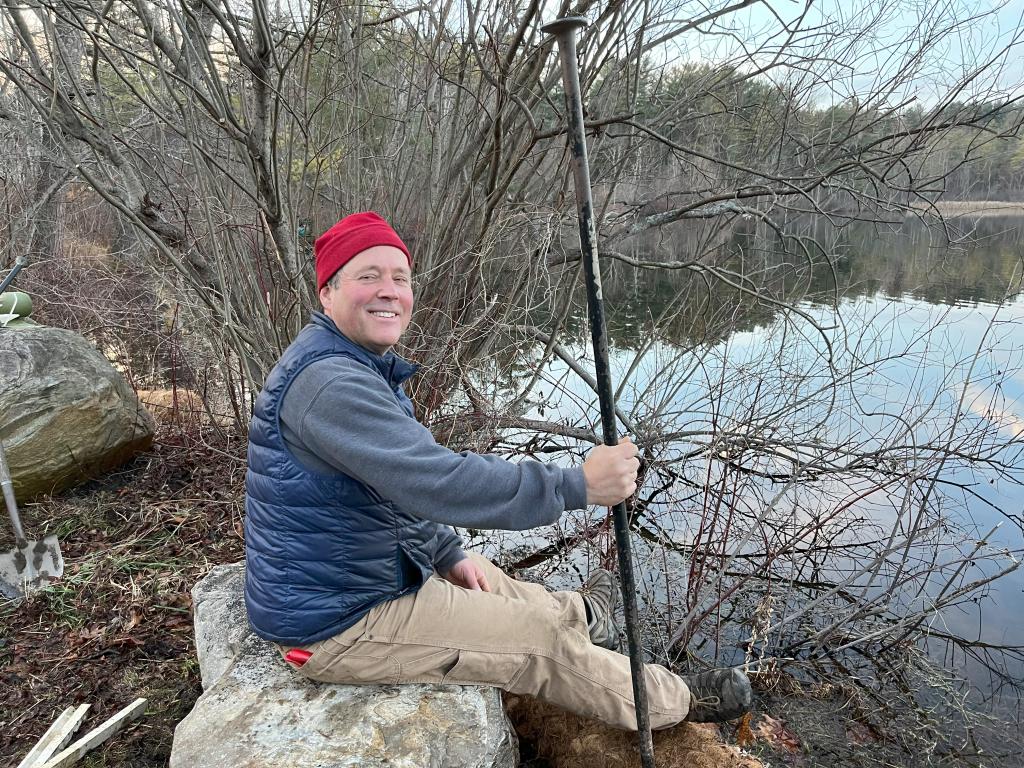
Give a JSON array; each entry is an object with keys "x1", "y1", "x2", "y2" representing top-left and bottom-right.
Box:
[{"x1": 682, "y1": 668, "x2": 753, "y2": 723}]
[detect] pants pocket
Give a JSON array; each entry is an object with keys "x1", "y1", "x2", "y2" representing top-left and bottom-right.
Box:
[
  {"x1": 441, "y1": 649, "x2": 528, "y2": 688},
  {"x1": 304, "y1": 640, "x2": 402, "y2": 685},
  {"x1": 394, "y1": 646, "x2": 461, "y2": 684}
]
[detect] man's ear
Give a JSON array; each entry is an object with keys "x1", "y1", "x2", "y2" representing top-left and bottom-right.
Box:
[{"x1": 318, "y1": 284, "x2": 332, "y2": 311}]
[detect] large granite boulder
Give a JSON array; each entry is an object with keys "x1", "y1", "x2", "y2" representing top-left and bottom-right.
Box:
[
  {"x1": 0, "y1": 324, "x2": 154, "y2": 500},
  {"x1": 171, "y1": 563, "x2": 519, "y2": 768}
]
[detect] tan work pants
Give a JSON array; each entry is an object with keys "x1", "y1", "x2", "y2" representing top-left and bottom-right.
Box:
[{"x1": 282, "y1": 553, "x2": 691, "y2": 730}]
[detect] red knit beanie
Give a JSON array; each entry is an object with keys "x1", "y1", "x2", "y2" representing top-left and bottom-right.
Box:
[{"x1": 314, "y1": 211, "x2": 411, "y2": 290}]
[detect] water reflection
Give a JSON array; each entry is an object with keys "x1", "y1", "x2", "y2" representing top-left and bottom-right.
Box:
[
  {"x1": 480, "y1": 216, "x2": 1024, "y2": 731},
  {"x1": 814, "y1": 216, "x2": 1024, "y2": 308},
  {"x1": 541, "y1": 215, "x2": 1024, "y2": 353}
]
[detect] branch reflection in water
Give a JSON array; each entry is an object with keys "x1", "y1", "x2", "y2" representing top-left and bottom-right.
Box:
[{"x1": 436, "y1": 215, "x2": 1024, "y2": 756}]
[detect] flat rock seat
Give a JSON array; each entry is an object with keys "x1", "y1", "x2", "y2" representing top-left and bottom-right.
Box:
[{"x1": 170, "y1": 563, "x2": 518, "y2": 768}]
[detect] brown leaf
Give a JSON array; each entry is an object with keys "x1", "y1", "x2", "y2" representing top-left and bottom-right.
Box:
[
  {"x1": 107, "y1": 634, "x2": 144, "y2": 649},
  {"x1": 163, "y1": 616, "x2": 191, "y2": 631},
  {"x1": 752, "y1": 714, "x2": 801, "y2": 754},
  {"x1": 69, "y1": 626, "x2": 105, "y2": 647},
  {"x1": 124, "y1": 608, "x2": 144, "y2": 631},
  {"x1": 846, "y1": 721, "x2": 876, "y2": 746},
  {"x1": 735, "y1": 712, "x2": 755, "y2": 748}
]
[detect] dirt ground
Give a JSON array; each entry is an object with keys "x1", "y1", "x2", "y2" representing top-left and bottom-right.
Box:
[
  {"x1": 0, "y1": 426, "x2": 246, "y2": 767},
  {"x1": 2, "y1": 425, "x2": 1019, "y2": 767}
]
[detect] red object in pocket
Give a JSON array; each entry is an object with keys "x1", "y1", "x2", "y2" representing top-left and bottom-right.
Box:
[{"x1": 284, "y1": 648, "x2": 312, "y2": 667}]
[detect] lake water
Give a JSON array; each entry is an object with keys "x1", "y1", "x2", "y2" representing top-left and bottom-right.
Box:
[{"x1": 476, "y1": 214, "x2": 1024, "y2": 717}]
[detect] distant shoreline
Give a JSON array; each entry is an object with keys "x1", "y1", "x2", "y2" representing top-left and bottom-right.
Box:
[{"x1": 907, "y1": 200, "x2": 1024, "y2": 218}]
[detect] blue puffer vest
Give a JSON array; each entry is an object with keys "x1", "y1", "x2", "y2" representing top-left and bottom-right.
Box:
[{"x1": 244, "y1": 313, "x2": 439, "y2": 646}]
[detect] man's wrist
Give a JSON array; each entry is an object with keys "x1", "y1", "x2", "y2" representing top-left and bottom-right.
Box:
[
  {"x1": 566, "y1": 466, "x2": 589, "y2": 510},
  {"x1": 435, "y1": 547, "x2": 467, "y2": 575}
]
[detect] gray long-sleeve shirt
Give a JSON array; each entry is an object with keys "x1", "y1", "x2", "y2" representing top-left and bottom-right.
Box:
[{"x1": 279, "y1": 352, "x2": 588, "y2": 573}]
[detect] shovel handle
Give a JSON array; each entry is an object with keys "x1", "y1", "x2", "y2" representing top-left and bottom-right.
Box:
[
  {"x1": 0, "y1": 440, "x2": 27, "y2": 544},
  {"x1": 0, "y1": 256, "x2": 26, "y2": 295}
]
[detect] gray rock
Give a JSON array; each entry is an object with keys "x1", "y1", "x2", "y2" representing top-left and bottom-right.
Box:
[
  {"x1": 191, "y1": 563, "x2": 254, "y2": 690},
  {"x1": 172, "y1": 562, "x2": 518, "y2": 768},
  {"x1": 0, "y1": 324, "x2": 154, "y2": 500}
]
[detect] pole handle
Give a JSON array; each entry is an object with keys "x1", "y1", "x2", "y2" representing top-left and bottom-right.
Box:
[{"x1": 541, "y1": 16, "x2": 587, "y2": 37}]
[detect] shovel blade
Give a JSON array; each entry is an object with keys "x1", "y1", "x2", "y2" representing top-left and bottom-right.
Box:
[{"x1": 0, "y1": 534, "x2": 64, "y2": 597}]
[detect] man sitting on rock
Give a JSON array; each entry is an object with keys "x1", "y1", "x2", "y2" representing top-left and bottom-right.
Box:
[{"x1": 244, "y1": 211, "x2": 753, "y2": 730}]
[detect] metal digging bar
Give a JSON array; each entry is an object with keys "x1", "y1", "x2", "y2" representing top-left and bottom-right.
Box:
[{"x1": 542, "y1": 16, "x2": 657, "y2": 768}]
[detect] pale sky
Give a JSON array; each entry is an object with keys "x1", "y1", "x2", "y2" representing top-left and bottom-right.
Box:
[{"x1": 653, "y1": 0, "x2": 1024, "y2": 108}]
